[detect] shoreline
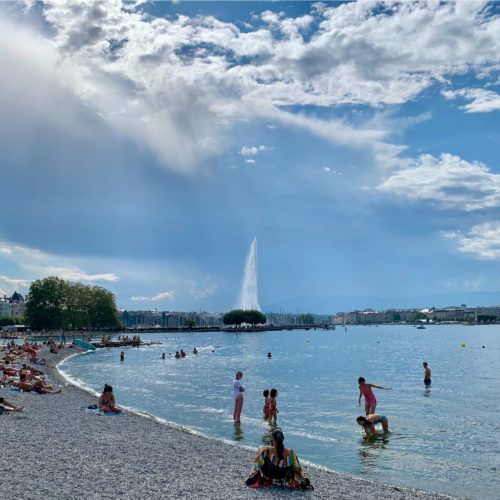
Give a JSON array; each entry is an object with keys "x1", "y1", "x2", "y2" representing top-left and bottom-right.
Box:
[{"x1": 1, "y1": 347, "x2": 461, "y2": 499}]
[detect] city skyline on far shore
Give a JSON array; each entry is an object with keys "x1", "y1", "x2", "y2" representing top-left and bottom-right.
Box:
[{"x1": 1, "y1": 2, "x2": 500, "y2": 313}]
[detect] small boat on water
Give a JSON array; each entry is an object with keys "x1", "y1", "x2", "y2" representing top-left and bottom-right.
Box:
[{"x1": 416, "y1": 324, "x2": 426, "y2": 329}]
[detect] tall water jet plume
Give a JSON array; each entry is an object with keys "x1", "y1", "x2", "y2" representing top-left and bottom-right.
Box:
[{"x1": 238, "y1": 237, "x2": 260, "y2": 311}]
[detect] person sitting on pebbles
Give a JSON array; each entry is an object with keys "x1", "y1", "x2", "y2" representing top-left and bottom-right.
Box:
[
  {"x1": 98, "y1": 384, "x2": 123, "y2": 413},
  {"x1": 245, "y1": 428, "x2": 313, "y2": 490}
]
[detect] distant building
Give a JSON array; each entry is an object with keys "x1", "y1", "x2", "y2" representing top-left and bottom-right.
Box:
[
  {"x1": 1, "y1": 292, "x2": 26, "y2": 317},
  {"x1": 118, "y1": 309, "x2": 224, "y2": 329}
]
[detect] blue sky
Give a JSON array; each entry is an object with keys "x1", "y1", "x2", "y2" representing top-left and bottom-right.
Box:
[{"x1": 1, "y1": 1, "x2": 500, "y2": 313}]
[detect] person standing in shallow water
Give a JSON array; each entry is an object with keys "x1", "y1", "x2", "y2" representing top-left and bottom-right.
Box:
[
  {"x1": 120, "y1": 351, "x2": 125, "y2": 362},
  {"x1": 358, "y1": 377, "x2": 391, "y2": 416},
  {"x1": 233, "y1": 371, "x2": 244, "y2": 422},
  {"x1": 423, "y1": 362, "x2": 431, "y2": 386}
]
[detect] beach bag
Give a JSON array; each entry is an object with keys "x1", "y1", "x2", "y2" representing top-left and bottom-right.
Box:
[{"x1": 245, "y1": 471, "x2": 261, "y2": 488}]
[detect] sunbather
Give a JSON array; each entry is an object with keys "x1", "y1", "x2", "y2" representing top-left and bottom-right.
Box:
[{"x1": 0, "y1": 397, "x2": 24, "y2": 413}]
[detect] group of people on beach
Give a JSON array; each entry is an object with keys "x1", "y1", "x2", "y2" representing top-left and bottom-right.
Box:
[
  {"x1": 0, "y1": 338, "x2": 64, "y2": 412},
  {"x1": 233, "y1": 371, "x2": 312, "y2": 490},
  {"x1": 240, "y1": 360, "x2": 433, "y2": 489}
]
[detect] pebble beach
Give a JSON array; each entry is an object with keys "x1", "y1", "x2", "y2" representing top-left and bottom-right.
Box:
[{"x1": 1, "y1": 347, "x2": 462, "y2": 500}]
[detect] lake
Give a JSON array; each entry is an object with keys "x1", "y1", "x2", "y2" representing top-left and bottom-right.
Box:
[{"x1": 59, "y1": 324, "x2": 500, "y2": 499}]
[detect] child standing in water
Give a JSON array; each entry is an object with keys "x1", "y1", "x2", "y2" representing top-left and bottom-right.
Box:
[
  {"x1": 358, "y1": 377, "x2": 391, "y2": 415},
  {"x1": 262, "y1": 390, "x2": 271, "y2": 420},
  {"x1": 269, "y1": 388, "x2": 279, "y2": 424}
]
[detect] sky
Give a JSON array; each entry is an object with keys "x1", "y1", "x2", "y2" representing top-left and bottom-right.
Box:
[{"x1": 1, "y1": 0, "x2": 500, "y2": 314}]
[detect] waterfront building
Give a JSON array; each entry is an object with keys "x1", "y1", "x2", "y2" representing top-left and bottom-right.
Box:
[{"x1": 0, "y1": 292, "x2": 26, "y2": 318}]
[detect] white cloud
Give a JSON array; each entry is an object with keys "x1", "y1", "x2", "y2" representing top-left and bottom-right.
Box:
[
  {"x1": 131, "y1": 291, "x2": 175, "y2": 301},
  {"x1": 0, "y1": 276, "x2": 30, "y2": 296},
  {"x1": 444, "y1": 223, "x2": 500, "y2": 260},
  {"x1": 4, "y1": 1, "x2": 499, "y2": 173},
  {"x1": 442, "y1": 88, "x2": 500, "y2": 113},
  {"x1": 240, "y1": 145, "x2": 269, "y2": 156},
  {"x1": 376, "y1": 153, "x2": 500, "y2": 211},
  {"x1": 439, "y1": 276, "x2": 487, "y2": 291},
  {"x1": 190, "y1": 281, "x2": 218, "y2": 300},
  {"x1": 0, "y1": 240, "x2": 120, "y2": 283},
  {"x1": 322, "y1": 166, "x2": 342, "y2": 176}
]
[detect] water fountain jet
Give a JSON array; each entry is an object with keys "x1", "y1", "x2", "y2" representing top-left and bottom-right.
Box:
[{"x1": 238, "y1": 237, "x2": 260, "y2": 311}]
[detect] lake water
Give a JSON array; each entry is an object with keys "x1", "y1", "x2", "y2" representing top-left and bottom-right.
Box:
[{"x1": 58, "y1": 325, "x2": 500, "y2": 499}]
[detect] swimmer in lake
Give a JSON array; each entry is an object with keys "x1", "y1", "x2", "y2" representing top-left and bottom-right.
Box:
[
  {"x1": 356, "y1": 414, "x2": 389, "y2": 436},
  {"x1": 423, "y1": 362, "x2": 431, "y2": 386}
]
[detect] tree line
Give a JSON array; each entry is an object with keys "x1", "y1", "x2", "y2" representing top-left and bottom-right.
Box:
[
  {"x1": 25, "y1": 277, "x2": 120, "y2": 330},
  {"x1": 0, "y1": 316, "x2": 25, "y2": 327},
  {"x1": 222, "y1": 309, "x2": 267, "y2": 326}
]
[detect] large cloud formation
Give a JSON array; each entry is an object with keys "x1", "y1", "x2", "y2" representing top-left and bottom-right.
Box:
[
  {"x1": 2, "y1": 0, "x2": 499, "y2": 173},
  {"x1": 376, "y1": 153, "x2": 500, "y2": 211}
]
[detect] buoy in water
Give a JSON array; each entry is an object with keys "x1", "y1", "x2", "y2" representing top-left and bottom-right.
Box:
[
  {"x1": 461, "y1": 343, "x2": 466, "y2": 347},
  {"x1": 306, "y1": 339, "x2": 310, "y2": 343}
]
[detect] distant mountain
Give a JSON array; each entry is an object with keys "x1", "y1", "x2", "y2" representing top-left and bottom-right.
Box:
[{"x1": 261, "y1": 291, "x2": 500, "y2": 315}]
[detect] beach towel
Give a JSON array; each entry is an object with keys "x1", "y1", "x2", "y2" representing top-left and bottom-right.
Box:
[{"x1": 80, "y1": 406, "x2": 124, "y2": 415}]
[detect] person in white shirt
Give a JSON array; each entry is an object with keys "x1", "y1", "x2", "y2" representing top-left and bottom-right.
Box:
[{"x1": 233, "y1": 371, "x2": 244, "y2": 422}]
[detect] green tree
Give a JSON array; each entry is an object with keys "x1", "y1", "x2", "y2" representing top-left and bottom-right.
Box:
[
  {"x1": 25, "y1": 277, "x2": 120, "y2": 330},
  {"x1": 223, "y1": 309, "x2": 267, "y2": 326},
  {"x1": 223, "y1": 309, "x2": 246, "y2": 326},
  {"x1": 184, "y1": 318, "x2": 195, "y2": 328},
  {"x1": 243, "y1": 310, "x2": 267, "y2": 326},
  {"x1": 25, "y1": 276, "x2": 66, "y2": 330},
  {"x1": 87, "y1": 286, "x2": 120, "y2": 330},
  {"x1": 0, "y1": 316, "x2": 18, "y2": 327},
  {"x1": 64, "y1": 281, "x2": 90, "y2": 330}
]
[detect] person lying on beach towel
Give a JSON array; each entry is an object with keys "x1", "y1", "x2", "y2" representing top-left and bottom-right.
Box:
[
  {"x1": 245, "y1": 428, "x2": 313, "y2": 490},
  {"x1": 0, "y1": 397, "x2": 24, "y2": 414}
]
